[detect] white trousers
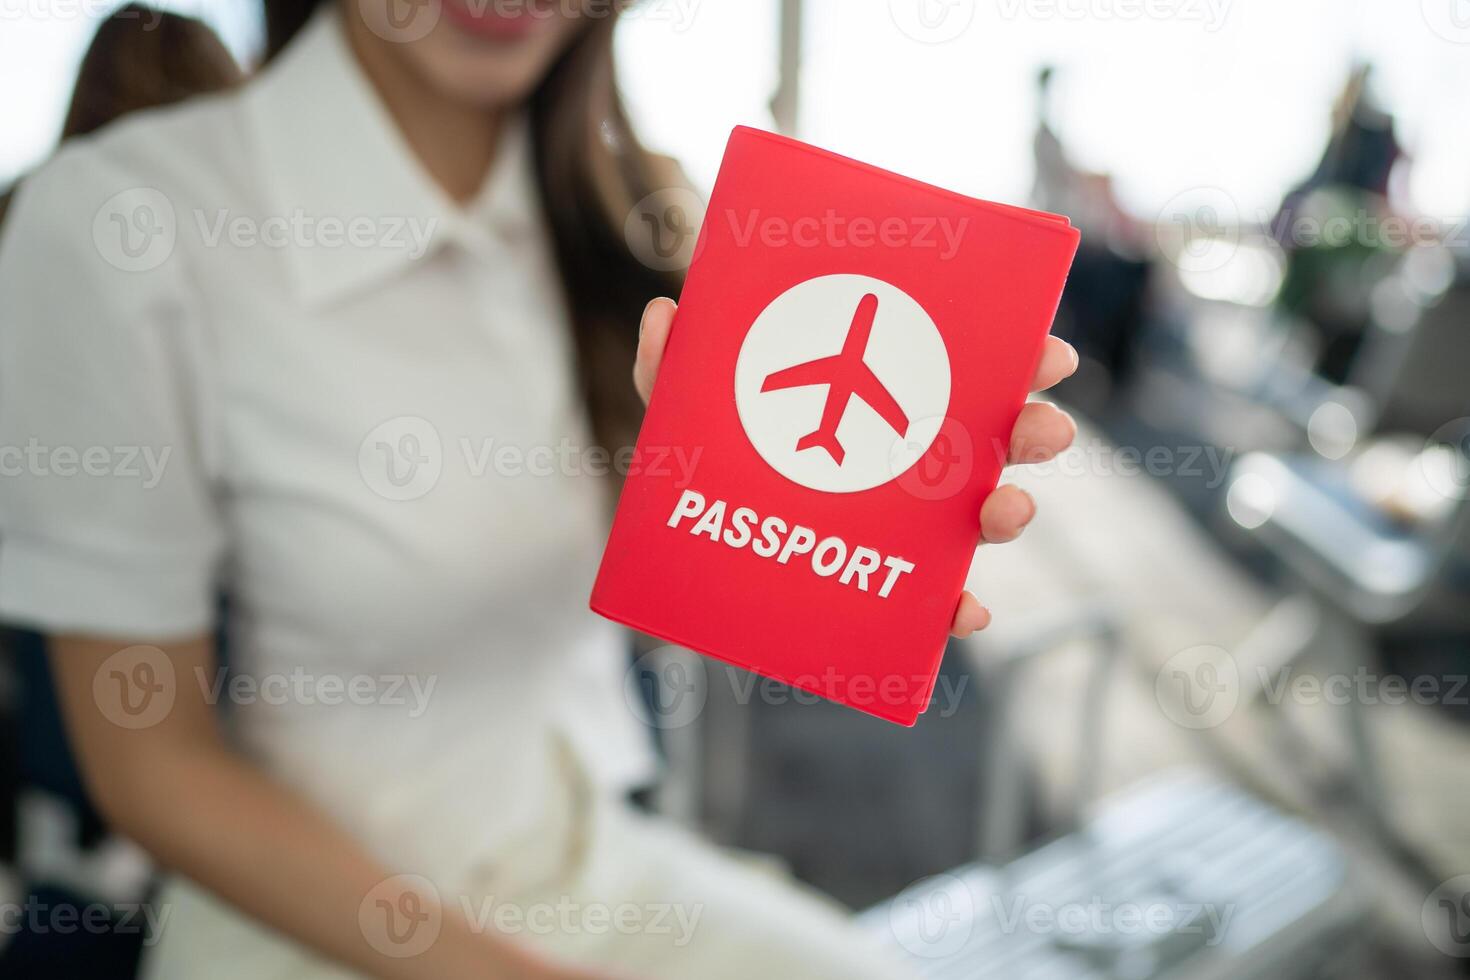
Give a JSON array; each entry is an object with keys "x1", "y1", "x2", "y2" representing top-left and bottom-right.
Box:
[{"x1": 141, "y1": 748, "x2": 913, "y2": 980}]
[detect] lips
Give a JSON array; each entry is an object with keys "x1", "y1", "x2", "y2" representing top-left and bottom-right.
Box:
[{"x1": 438, "y1": 0, "x2": 556, "y2": 40}]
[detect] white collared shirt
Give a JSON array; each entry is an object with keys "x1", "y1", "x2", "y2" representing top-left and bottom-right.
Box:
[{"x1": 0, "y1": 11, "x2": 653, "y2": 876}]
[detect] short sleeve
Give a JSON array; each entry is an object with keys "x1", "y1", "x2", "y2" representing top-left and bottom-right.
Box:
[{"x1": 0, "y1": 144, "x2": 224, "y2": 639}]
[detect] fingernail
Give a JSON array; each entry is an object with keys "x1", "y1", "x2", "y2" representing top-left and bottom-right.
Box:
[
  {"x1": 1065, "y1": 341, "x2": 1080, "y2": 370},
  {"x1": 639, "y1": 298, "x2": 658, "y2": 336}
]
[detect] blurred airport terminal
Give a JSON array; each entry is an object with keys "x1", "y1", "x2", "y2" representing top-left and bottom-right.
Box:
[{"x1": 2, "y1": 1, "x2": 1469, "y2": 977}]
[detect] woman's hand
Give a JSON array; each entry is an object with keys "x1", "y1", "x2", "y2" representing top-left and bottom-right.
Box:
[{"x1": 633, "y1": 296, "x2": 1080, "y2": 639}]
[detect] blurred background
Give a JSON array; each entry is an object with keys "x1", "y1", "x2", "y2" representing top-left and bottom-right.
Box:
[{"x1": 3, "y1": 0, "x2": 1469, "y2": 976}]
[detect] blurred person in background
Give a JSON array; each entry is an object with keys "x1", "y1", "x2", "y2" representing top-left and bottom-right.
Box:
[
  {"x1": 0, "y1": 2, "x2": 1080, "y2": 979},
  {"x1": 1029, "y1": 65, "x2": 1150, "y2": 411},
  {"x1": 0, "y1": 4, "x2": 240, "y2": 226},
  {"x1": 1271, "y1": 63, "x2": 1406, "y2": 383}
]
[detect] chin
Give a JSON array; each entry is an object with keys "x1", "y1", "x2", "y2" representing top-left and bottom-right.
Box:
[{"x1": 417, "y1": 46, "x2": 549, "y2": 106}]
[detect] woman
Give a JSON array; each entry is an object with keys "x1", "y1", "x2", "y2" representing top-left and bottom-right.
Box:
[{"x1": 0, "y1": 2, "x2": 1079, "y2": 977}]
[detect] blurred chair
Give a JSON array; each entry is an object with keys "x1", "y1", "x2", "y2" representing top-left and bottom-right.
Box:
[
  {"x1": 1220, "y1": 416, "x2": 1470, "y2": 882},
  {"x1": 865, "y1": 769, "x2": 1368, "y2": 980},
  {"x1": 1347, "y1": 247, "x2": 1470, "y2": 438}
]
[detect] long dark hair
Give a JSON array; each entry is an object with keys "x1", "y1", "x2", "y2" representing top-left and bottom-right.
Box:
[
  {"x1": 63, "y1": 5, "x2": 242, "y2": 138},
  {"x1": 0, "y1": 5, "x2": 240, "y2": 226},
  {"x1": 267, "y1": 0, "x2": 685, "y2": 462}
]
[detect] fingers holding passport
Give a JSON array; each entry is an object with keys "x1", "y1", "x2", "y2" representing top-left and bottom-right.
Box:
[
  {"x1": 959, "y1": 339, "x2": 1079, "y2": 636},
  {"x1": 1032, "y1": 335, "x2": 1080, "y2": 393},
  {"x1": 633, "y1": 298, "x2": 1076, "y2": 641},
  {"x1": 952, "y1": 591, "x2": 992, "y2": 638},
  {"x1": 634, "y1": 297, "x2": 678, "y2": 405},
  {"x1": 1009, "y1": 401, "x2": 1077, "y2": 465}
]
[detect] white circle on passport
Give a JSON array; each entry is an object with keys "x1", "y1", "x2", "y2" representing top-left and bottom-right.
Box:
[{"x1": 735, "y1": 274, "x2": 952, "y2": 494}]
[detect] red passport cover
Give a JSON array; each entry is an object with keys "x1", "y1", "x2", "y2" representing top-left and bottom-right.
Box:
[{"x1": 591, "y1": 126, "x2": 1079, "y2": 726}]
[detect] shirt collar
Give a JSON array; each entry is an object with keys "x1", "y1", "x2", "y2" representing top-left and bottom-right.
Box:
[{"x1": 244, "y1": 9, "x2": 541, "y2": 309}]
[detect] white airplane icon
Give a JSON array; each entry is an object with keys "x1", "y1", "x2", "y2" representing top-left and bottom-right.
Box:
[{"x1": 759, "y1": 292, "x2": 911, "y2": 465}]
